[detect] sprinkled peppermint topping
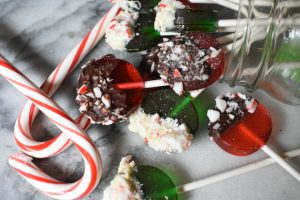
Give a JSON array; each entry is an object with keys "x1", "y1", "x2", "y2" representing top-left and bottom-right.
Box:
[
  {"x1": 245, "y1": 98, "x2": 258, "y2": 113},
  {"x1": 207, "y1": 110, "x2": 220, "y2": 123},
  {"x1": 215, "y1": 97, "x2": 227, "y2": 113},
  {"x1": 105, "y1": 0, "x2": 141, "y2": 50},
  {"x1": 172, "y1": 82, "x2": 184, "y2": 95},
  {"x1": 128, "y1": 108, "x2": 193, "y2": 154},
  {"x1": 147, "y1": 34, "x2": 220, "y2": 92},
  {"x1": 207, "y1": 93, "x2": 258, "y2": 134},
  {"x1": 76, "y1": 57, "x2": 127, "y2": 125},
  {"x1": 154, "y1": 0, "x2": 185, "y2": 32},
  {"x1": 101, "y1": 94, "x2": 111, "y2": 108},
  {"x1": 103, "y1": 155, "x2": 143, "y2": 200},
  {"x1": 93, "y1": 87, "x2": 102, "y2": 98}
]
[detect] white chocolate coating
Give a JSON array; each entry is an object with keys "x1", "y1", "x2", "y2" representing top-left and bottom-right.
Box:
[
  {"x1": 128, "y1": 108, "x2": 193, "y2": 154},
  {"x1": 105, "y1": 0, "x2": 141, "y2": 50},
  {"x1": 154, "y1": 0, "x2": 185, "y2": 32},
  {"x1": 103, "y1": 155, "x2": 143, "y2": 200}
]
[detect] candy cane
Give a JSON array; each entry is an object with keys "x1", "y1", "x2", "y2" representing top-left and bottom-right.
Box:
[
  {"x1": 14, "y1": 4, "x2": 121, "y2": 158},
  {"x1": 0, "y1": 54, "x2": 101, "y2": 199}
]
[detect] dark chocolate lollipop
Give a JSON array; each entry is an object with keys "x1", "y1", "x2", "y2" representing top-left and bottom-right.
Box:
[
  {"x1": 146, "y1": 32, "x2": 224, "y2": 94},
  {"x1": 76, "y1": 55, "x2": 143, "y2": 125}
]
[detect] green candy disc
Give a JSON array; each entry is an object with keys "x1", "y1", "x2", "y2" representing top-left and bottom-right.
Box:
[
  {"x1": 126, "y1": 12, "x2": 160, "y2": 52},
  {"x1": 138, "y1": 0, "x2": 160, "y2": 11},
  {"x1": 136, "y1": 165, "x2": 178, "y2": 200},
  {"x1": 141, "y1": 88, "x2": 199, "y2": 133}
]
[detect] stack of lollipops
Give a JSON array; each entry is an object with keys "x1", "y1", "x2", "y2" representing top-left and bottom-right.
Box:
[{"x1": 0, "y1": 0, "x2": 300, "y2": 200}]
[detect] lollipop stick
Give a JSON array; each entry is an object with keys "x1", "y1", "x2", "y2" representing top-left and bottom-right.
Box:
[
  {"x1": 261, "y1": 145, "x2": 300, "y2": 181},
  {"x1": 177, "y1": 147, "x2": 300, "y2": 193},
  {"x1": 114, "y1": 79, "x2": 169, "y2": 89},
  {"x1": 239, "y1": 124, "x2": 300, "y2": 181}
]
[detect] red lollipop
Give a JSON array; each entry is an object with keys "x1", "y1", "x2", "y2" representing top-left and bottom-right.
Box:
[{"x1": 207, "y1": 93, "x2": 300, "y2": 181}]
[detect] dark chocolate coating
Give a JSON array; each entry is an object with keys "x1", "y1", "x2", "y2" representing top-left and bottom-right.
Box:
[
  {"x1": 208, "y1": 94, "x2": 254, "y2": 136},
  {"x1": 76, "y1": 55, "x2": 127, "y2": 124},
  {"x1": 146, "y1": 33, "x2": 223, "y2": 91}
]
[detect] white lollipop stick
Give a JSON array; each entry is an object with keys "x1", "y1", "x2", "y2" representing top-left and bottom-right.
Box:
[
  {"x1": 261, "y1": 145, "x2": 300, "y2": 181},
  {"x1": 114, "y1": 79, "x2": 168, "y2": 89},
  {"x1": 115, "y1": 80, "x2": 205, "y2": 100},
  {"x1": 177, "y1": 147, "x2": 300, "y2": 193}
]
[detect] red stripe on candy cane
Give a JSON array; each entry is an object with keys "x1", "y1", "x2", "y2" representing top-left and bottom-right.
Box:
[
  {"x1": 45, "y1": 63, "x2": 63, "y2": 94},
  {"x1": 68, "y1": 31, "x2": 91, "y2": 75},
  {"x1": 14, "y1": 168, "x2": 64, "y2": 184}
]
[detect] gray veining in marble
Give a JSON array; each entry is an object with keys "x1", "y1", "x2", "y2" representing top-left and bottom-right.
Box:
[{"x1": 0, "y1": 0, "x2": 300, "y2": 200}]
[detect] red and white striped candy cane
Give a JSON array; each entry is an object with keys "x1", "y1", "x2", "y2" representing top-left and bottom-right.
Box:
[
  {"x1": 14, "y1": 4, "x2": 121, "y2": 158},
  {"x1": 0, "y1": 54, "x2": 101, "y2": 199}
]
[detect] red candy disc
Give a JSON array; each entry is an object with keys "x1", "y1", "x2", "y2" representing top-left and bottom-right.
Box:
[{"x1": 111, "y1": 58, "x2": 144, "y2": 115}]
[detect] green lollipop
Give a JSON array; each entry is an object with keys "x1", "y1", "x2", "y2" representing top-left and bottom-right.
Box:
[
  {"x1": 136, "y1": 165, "x2": 178, "y2": 200},
  {"x1": 141, "y1": 88, "x2": 199, "y2": 133},
  {"x1": 103, "y1": 155, "x2": 179, "y2": 200}
]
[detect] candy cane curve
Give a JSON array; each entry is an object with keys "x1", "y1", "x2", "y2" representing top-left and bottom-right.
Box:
[
  {"x1": 14, "y1": 4, "x2": 121, "y2": 158},
  {"x1": 0, "y1": 54, "x2": 102, "y2": 199}
]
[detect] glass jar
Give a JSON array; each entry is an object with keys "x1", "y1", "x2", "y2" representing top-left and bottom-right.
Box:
[{"x1": 222, "y1": 0, "x2": 300, "y2": 105}]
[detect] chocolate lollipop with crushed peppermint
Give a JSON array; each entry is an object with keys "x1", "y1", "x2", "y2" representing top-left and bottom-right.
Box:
[
  {"x1": 146, "y1": 32, "x2": 224, "y2": 95},
  {"x1": 207, "y1": 92, "x2": 300, "y2": 181},
  {"x1": 76, "y1": 54, "x2": 143, "y2": 125}
]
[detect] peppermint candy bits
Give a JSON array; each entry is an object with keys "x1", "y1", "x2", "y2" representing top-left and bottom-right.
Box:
[
  {"x1": 207, "y1": 93, "x2": 272, "y2": 156},
  {"x1": 146, "y1": 33, "x2": 224, "y2": 95},
  {"x1": 76, "y1": 55, "x2": 143, "y2": 125}
]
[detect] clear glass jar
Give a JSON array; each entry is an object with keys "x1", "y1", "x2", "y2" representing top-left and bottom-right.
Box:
[{"x1": 222, "y1": 0, "x2": 300, "y2": 105}]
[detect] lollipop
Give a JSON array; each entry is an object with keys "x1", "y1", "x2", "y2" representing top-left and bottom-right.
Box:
[
  {"x1": 103, "y1": 155, "x2": 178, "y2": 200},
  {"x1": 207, "y1": 92, "x2": 300, "y2": 181},
  {"x1": 146, "y1": 32, "x2": 224, "y2": 95},
  {"x1": 128, "y1": 88, "x2": 199, "y2": 154},
  {"x1": 76, "y1": 54, "x2": 143, "y2": 125}
]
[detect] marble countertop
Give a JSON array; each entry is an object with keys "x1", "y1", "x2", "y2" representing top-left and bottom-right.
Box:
[{"x1": 0, "y1": 0, "x2": 300, "y2": 199}]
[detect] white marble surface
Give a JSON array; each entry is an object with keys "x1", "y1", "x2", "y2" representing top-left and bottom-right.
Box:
[{"x1": 0, "y1": 0, "x2": 300, "y2": 200}]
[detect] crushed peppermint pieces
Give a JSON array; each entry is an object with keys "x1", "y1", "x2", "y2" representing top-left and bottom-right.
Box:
[
  {"x1": 146, "y1": 34, "x2": 221, "y2": 92},
  {"x1": 128, "y1": 107, "x2": 193, "y2": 154},
  {"x1": 105, "y1": 0, "x2": 141, "y2": 50},
  {"x1": 207, "y1": 93, "x2": 258, "y2": 135},
  {"x1": 76, "y1": 55, "x2": 128, "y2": 125}
]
